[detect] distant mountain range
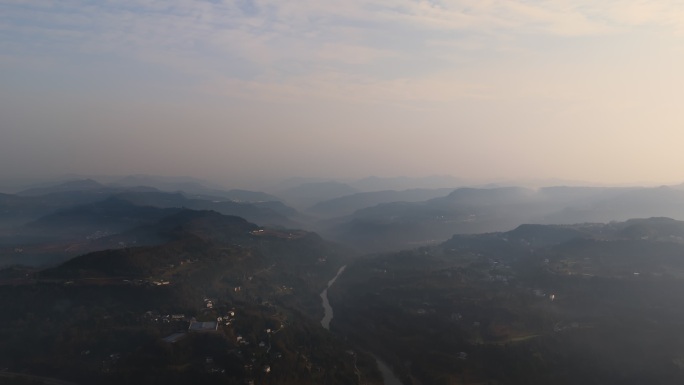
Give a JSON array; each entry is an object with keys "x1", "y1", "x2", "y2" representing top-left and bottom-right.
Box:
[
  {"x1": 274, "y1": 181, "x2": 360, "y2": 210},
  {"x1": 8, "y1": 177, "x2": 684, "y2": 257},
  {"x1": 322, "y1": 185, "x2": 684, "y2": 252},
  {"x1": 18, "y1": 177, "x2": 281, "y2": 203},
  {"x1": 308, "y1": 188, "x2": 456, "y2": 218},
  {"x1": 0, "y1": 180, "x2": 302, "y2": 267},
  {"x1": 2, "y1": 179, "x2": 297, "y2": 226}
]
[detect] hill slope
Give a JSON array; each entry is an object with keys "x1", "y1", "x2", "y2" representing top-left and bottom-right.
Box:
[
  {"x1": 0, "y1": 209, "x2": 380, "y2": 385},
  {"x1": 331, "y1": 217, "x2": 684, "y2": 385}
]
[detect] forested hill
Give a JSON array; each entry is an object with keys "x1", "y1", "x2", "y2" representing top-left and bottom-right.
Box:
[
  {"x1": 0, "y1": 208, "x2": 378, "y2": 385},
  {"x1": 330, "y1": 217, "x2": 684, "y2": 385}
]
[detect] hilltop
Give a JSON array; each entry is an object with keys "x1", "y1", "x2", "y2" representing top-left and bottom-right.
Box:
[{"x1": 0, "y1": 208, "x2": 380, "y2": 385}]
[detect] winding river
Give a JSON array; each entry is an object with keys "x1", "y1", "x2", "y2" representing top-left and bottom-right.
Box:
[
  {"x1": 320, "y1": 265, "x2": 346, "y2": 330},
  {"x1": 320, "y1": 265, "x2": 403, "y2": 385}
]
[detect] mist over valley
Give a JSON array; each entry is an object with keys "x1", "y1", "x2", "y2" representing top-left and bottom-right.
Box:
[{"x1": 2, "y1": 174, "x2": 684, "y2": 384}]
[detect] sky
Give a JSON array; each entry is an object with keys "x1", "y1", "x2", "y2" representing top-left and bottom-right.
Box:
[{"x1": 2, "y1": 0, "x2": 684, "y2": 188}]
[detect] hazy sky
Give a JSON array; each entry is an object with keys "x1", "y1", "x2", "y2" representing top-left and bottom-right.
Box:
[{"x1": 2, "y1": 1, "x2": 684, "y2": 187}]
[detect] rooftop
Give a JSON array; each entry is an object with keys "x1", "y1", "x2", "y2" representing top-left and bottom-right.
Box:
[{"x1": 189, "y1": 321, "x2": 218, "y2": 332}]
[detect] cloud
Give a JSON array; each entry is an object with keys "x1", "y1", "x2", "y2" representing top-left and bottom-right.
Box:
[
  {"x1": 2, "y1": 0, "x2": 684, "y2": 105},
  {"x1": 3, "y1": 1, "x2": 681, "y2": 60}
]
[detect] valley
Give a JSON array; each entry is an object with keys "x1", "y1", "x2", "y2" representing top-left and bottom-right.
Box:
[{"x1": 4, "y1": 178, "x2": 684, "y2": 384}]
